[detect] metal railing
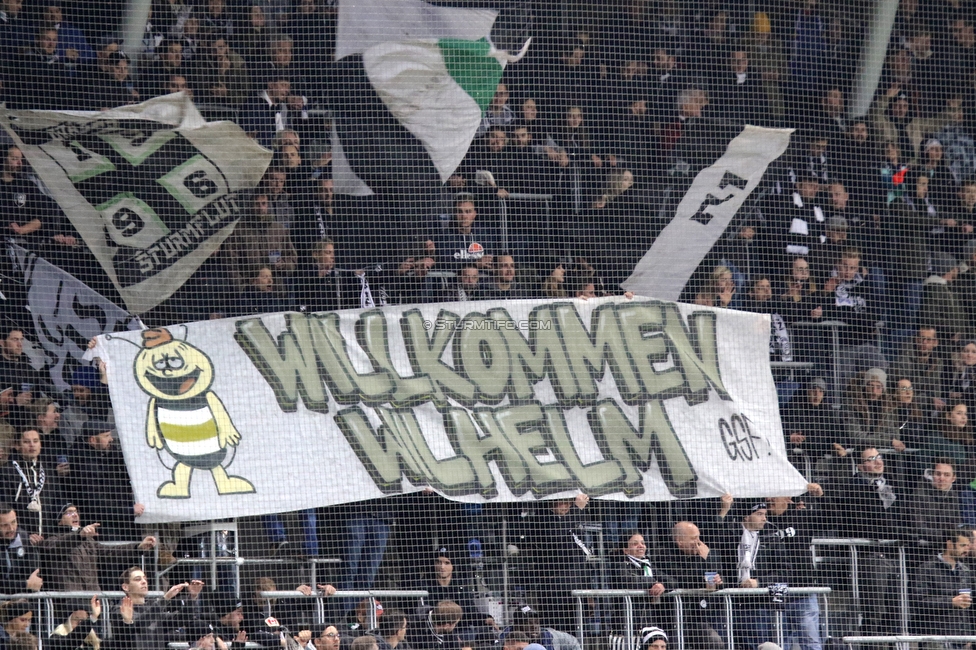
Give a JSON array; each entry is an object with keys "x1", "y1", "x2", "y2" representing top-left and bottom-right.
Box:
[
  {"x1": 8, "y1": 589, "x2": 164, "y2": 645},
  {"x1": 791, "y1": 320, "x2": 887, "y2": 399},
  {"x1": 156, "y1": 556, "x2": 341, "y2": 597},
  {"x1": 257, "y1": 589, "x2": 429, "y2": 629},
  {"x1": 498, "y1": 193, "x2": 553, "y2": 252},
  {"x1": 811, "y1": 538, "x2": 908, "y2": 637},
  {"x1": 841, "y1": 636, "x2": 976, "y2": 645},
  {"x1": 787, "y1": 445, "x2": 919, "y2": 482},
  {"x1": 2, "y1": 588, "x2": 429, "y2": 648},
  {"x1": 572, "y1": 586, "x2": 831, "y2": 650}
]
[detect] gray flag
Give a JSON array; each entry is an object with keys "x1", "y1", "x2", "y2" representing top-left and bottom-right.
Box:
[{"x1": 8, "y1": 244, "x2": 142, "y2": 392}]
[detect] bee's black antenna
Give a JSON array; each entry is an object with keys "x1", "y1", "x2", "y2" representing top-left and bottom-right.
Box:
[{"x1": 103, "y1": 333, "x2": 142, "y2": 348}]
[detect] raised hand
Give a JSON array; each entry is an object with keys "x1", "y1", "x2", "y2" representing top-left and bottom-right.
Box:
[
  {"x1": 120, "y1": 596, "x2": 134, "y2": 624},
  {"x1": 80, "y1": 523, "x2": 100, "y2": 539},
  {"x1": 26, "y1": 569, "x2": 42, "y2": 591}
]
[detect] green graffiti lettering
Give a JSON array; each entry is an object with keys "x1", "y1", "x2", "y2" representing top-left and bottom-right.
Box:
[
  {"x1": 308, "y1": 313, "x2": 395, "y2": 404},
  {"x1": 377, "y1": 406, "x2": 476, "y2": 492},
  {"x1": 488, "y1": 306, "x2": 578, "y2": 402},
  {"x1": 664, "y1": 307, "x2": 730, "y2": 402},
  {"x1": 234, "y1": 317, "x2": 329, "y2": 412},
  {"x1": 590, "y1": 399, "x2": 698, "y2": 497},
  {"x1": 455, "y1": 314, "x2": 511, "y2": 403},
  {"x1": 400, "y1": 310, "x2": 476, "y2": 406},
  {"x1": 447, "y1": 407, "x2": 526, "y2": 497},
  {"x1": 356, "y1": 311, "x2": 435, "y2": 406},
  {"x1": 481, "y1": 404, "x2": 574, "y2": 494},
  {"x1": 334, "y1": 406, "x2": 410, "y2": 491},
  {"x1": 373, "y1": 407, "x2": 441, "y2": 485},
  {"x1": 542, "y1": 406, "x2": 624, "y2": 496},
  {"x1": 616, "y1": 304, "x2": 685, "y2": 400},
  {"x1": 553, "y1": 304, "x2": 642, "y2": 403}
]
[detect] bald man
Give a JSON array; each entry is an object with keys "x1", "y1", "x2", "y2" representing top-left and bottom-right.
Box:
[{"x1": 659, "y1": 522, "x2": 724, "y2": 648}]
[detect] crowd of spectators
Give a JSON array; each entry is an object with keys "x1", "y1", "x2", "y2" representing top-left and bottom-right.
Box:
[{"x1": 7, "y1": 0, "x2": 976, "y2": 647}]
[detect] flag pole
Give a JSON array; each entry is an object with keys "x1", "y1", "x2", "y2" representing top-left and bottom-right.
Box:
[
  {"x1": 850, "y1": 0, "x2": 899, "y2": 118},
  {"x1": 122, "y1": 0, "x2": 153, "y2": 71}
]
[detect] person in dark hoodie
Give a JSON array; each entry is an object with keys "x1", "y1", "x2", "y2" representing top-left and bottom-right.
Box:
[
  {"x1": 906, "y1": 459, "x2": 964, "y2": 558},
  {"x1": 764, "y1": 487, "x2": 826, "y2": 650},
  {"x1": 781, "y1": 377, "x2": 847, "y2": 472},
  {"x1": 414, "y1": 548, "x2": 477, "y2": 638},
  {"x1": 68, "y1": 422, "x2": 142, "y2": 541},
  {"x1": 407, "y1": 600, "x2": 462, "y2": 650}
]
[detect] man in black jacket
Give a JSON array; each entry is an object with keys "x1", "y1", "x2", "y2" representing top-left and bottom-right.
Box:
[
  {"x1": 110, "y1": 566, "x2": 204, "y2": 649},
  {"x1": 527, "y1": 495, "x2": 591, "y2": 633},
  {"x1": 764, "y1": 490, "x2": 826, "y2": 650},
  {"x1": 907, "y1": 460, "x2": 964, "y2": 552},
  {"x1": 657, "y1": 522, "x2": 724, "y2": 649},
  {"x1": 828, "y1": 447, "x2": 906, "y2": 634},
  {"x1": 0, "y1": 504, "x2": 42, "y2": 594},
  {"x1": 912, "y1": 529, "x2": 973, "y2": 637}
]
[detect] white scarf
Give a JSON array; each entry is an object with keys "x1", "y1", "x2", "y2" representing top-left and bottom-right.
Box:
[{"x1": 737, "y1": 526, "x2": 761, "y2": 583}]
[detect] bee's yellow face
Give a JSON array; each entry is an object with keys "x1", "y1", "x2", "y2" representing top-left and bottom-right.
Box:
[{"x1": 134, "y1": 340, "x2": 213, "y2": 400}]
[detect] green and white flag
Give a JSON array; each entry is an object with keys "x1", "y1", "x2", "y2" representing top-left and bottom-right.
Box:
[
  {"x1": 363, "y1": 38, "x2": 508, "y2": 182},
  {"x1": 335, "y1": 0, "x2": 498, "y2": 60},
  {"x1": 333, "y1": 0, "x2": 527, "y2": 192}
]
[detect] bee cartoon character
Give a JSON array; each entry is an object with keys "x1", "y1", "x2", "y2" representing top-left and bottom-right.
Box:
[{"x1": 134, "y1": 328, "x2": 255, "y2": 499}]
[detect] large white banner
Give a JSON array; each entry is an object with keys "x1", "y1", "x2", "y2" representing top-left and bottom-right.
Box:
[
  {"x1": 94, "y1": 296, "x2": 807, "y2": 523},
  {"x1": 623, "y1": 125, "x2": 793, "y2": 300},
  {"x1": 0, "y1": 94, "x2": 273, "y2": 314}
]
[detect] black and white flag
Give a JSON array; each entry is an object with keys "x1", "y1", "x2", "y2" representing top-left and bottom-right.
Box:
[
  {"x1": 623, "y1": 126, "x2": 793, "y2": 300},
  {"x1": 0, "y1": 94, "x2": 273, "y2": 314}
]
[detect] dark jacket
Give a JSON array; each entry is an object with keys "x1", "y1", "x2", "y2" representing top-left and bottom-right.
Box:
[
  {"x1": 912, "y1": 554, "x2": 973, "y2": 635},
  {"x1": 907, "y1": 481, "x2": 964, "y2": 544},
  {"x1": 764, "y1": 504, "x2": 823, "y2": 586},
  {"x1": 69, "y1": 442, "x2": 139, "y2": 541},
  {"x1": 108, "y1": 597, "x2": 195, "y2": 650},
  {"x1": 416, "y1": 576, "x2": 478, "y2": 630},
  {"x1": 828, "y1": 470, "x2": 907, "y2": 540},
  {"x1": 40, "y1": 527, "x2": 142, "y2": 591},
  {"x1": 606, "y1": 553, "x2": 673, "y2": 635},
  {"x1": 657, "y1": 545, "x2": 725, "y2": 640},
  {"x1": 0, "y1": 527, "x2": 39, "y2": 594}
]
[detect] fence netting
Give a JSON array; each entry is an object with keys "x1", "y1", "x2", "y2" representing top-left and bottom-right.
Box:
[{"x1": 1, "y1": 0, "x2": 976, "y2": 649}]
